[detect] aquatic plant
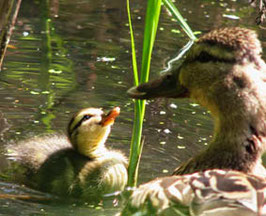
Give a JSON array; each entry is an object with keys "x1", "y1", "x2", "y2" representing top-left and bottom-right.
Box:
[{"x1": 126, "y1": 0, "x2": 196, "y2": 187}]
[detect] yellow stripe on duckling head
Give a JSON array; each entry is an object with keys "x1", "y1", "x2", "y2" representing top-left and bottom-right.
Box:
[{"x1": 67, "y1": 107, "x2": 120, "y2": 158}]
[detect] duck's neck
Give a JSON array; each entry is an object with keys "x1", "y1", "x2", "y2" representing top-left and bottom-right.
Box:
[
  {"x1": 76, "y1": 127, "x2": 110, "y2": 159},
  {"x1": 82, "y1": 144, "x2": 107, "y2": 159},
  {"x1": 207, "y1": 99, "x2": 266, "y2": 175}
]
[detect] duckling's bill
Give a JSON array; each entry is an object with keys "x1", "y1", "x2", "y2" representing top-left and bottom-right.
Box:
[
  {"x1": 101, "y1": 107, "x2": 120, "y2": 126},
  {"x1": 127, "y1": 68, "x2": 188, "y2": 99}
]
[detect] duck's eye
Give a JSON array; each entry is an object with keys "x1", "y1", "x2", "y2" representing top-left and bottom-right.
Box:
[
  {"x1": 81, "y1": 114, "x2": 92, "y2": 122},
  {"x1": 69, "y1": 115, "x2": 92, "y2": 134},
  {"x1": 195, "y1": 51, "x2": 220, "y2": 63},
  {"x1": 68, "y1": 114, "x2": 93, "y2": 136},
  {"x1": 194, "y1": 51, "x2": 236, "y2": 63},
  {"x1": 166, "y1": 74, "x2": 172, "y2": 80},
  {"x1": 76, "y1": 114, "x2": 93, "y2": 128}
]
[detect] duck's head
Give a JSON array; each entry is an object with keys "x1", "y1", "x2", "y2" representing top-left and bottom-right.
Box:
[
  {"x1": 67, "y1": 107, "x2": 120, "y2": 158},
  {"x1": 128, "y1": 27, "x2": 266, "y2": 134}
]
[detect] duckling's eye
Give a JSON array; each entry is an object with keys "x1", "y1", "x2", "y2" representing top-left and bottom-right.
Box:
[
  {"x1": 69, "y1": 114, "x2": 93, "y2": 135},
  {"x1": 81, "y1": 114, "x2": 92, "y2": 122}
]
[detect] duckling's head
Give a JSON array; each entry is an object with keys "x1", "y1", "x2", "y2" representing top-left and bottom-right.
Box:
[
  {"x1": 67, "y1": 107, "x2": 120, "y2": 158},
  {"x1": 128, "y1": 27, "x2": 266, "y2": 124}
]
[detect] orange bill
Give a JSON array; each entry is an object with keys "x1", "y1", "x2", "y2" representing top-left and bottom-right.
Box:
[
  {"x1": 101, "y1": 107, "x2": 120, "y2": 126},
  {"x1": 7, "y1": 44, "x2": 17, "y2": 49}
]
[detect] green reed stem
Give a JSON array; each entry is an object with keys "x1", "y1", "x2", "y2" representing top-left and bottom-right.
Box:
[
  {"x1": 127, "y1": 0, "x2": 196, "y2": 187},
  {"x1": 126, "y1": 0, "x2": 139, "y2": 87},
  {"x1": 127, "y1": 0, "x2": 162, "y2": 187}
]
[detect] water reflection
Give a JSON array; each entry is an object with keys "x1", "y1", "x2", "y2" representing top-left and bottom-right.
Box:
[{"x1": 0, "y1": 0, "x2": 265, "y2": 215}]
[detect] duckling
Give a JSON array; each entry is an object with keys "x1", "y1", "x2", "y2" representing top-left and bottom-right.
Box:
[
  {"x1": 7, "y1": 107, "x2": 128, "y2": 200},
  {"x1": 128, "y1": 27, "x2": 266, "y2": 178},
  {"x1": 122, "y1": 169, "x2": 266, "y2": 216}
]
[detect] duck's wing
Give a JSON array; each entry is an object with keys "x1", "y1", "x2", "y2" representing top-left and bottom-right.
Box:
[{"x1": 121, "y1": 170, "x2": 266, "y2": 216}]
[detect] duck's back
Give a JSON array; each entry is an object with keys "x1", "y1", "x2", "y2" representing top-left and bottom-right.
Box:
[{"x1": 7, "y1": 134, "x2": 72, "y2": 171}]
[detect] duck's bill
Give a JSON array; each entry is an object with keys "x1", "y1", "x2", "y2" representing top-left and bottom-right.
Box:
[
  {"x1": 127, "y1": 70, "x2": 188, "y2": 99},
  {"x1": 101, "y1": 107, "x2": 120, "y2": 126}
]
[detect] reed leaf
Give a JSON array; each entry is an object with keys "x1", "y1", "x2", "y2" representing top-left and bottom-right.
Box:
[
  {"x1": 127, "y1": 0, "x2": 195, "y2": 187},
  {"x1": 162, "y1": 0, "x2": 196, "y2": 40},
  {"x1": 127, "y1": 0, "x2": 162, "y2": 187}
]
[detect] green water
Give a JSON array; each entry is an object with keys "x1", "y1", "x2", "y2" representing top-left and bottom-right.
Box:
[{"x1": 0, "y1": 0, "x2": 265, "y2": 215}]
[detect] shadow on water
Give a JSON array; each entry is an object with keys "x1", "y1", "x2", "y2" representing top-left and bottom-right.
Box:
[
  {"x1": 0, "y1": 181, "x2": 125, "y2": 216},
  {"x1": 0, "y1": 0, "x2": 265, "y2": 215}
]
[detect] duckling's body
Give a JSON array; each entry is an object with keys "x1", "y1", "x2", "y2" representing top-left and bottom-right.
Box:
[
  {"x1": 32, "y1": 143, "x2": 127, "y2": 199},
  {"x1": 7, "y1": 107, "x2": 128, "y2": 200},
  {"x1": 126, "y1": 27, "x2": 266, "y2": 214}
]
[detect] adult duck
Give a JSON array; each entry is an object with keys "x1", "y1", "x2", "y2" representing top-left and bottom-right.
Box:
[
  {"x1": 125, "y1": 27, "x2": 266, "y2": 215},
  {"x1": 128, "y1": 27, "x2": 266, "y2": 177}
]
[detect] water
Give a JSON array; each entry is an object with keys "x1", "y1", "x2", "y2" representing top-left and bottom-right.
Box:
[{"x1": 0, "y1": 0, "x2": 265, "y2": 215}]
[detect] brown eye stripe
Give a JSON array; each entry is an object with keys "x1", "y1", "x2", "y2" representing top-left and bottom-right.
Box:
[
  {"x1": 68, "y1": 114, "x2": 92, "y2": 136},
  {"x1": 194, "y1": 51, "x2": 236, "y2": 63}
]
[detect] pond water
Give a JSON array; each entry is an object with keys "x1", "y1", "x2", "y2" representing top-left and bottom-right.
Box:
[{"x1": 0, "y1": 0, "x2": 265, "y2": 215}]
